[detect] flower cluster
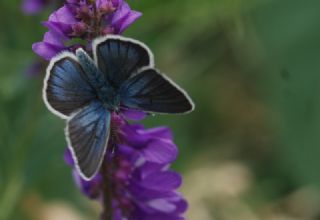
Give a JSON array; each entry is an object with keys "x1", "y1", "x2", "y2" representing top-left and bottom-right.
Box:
[
  {"x1": 30, "y1": 0, "x2": 189, "y2": 219},
  {"x1": 32, "y1": 0, "x2": 141, "y2": 60},
  {"x1": 65, "y1": 113, "x2": 188, "y2": 219}
]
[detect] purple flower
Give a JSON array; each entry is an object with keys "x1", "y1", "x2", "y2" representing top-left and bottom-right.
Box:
[
  {"x1": 33, "y1": 0, "x2": 142, "y2": 60},
  {"x1": 32, "y1": 1, "x2": 191, "y2": 219},
  {"x1": 32, "y1": 29, "x2": 68, "y2": 60},
  {"x1": 65, "y1": 114, "x2": 188, "y2": 219},
  {"x1": 22, "y1": 0, "x2": 50, "y2": 14}
]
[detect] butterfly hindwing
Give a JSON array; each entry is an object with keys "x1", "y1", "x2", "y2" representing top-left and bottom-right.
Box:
[
  {"x1": 120, "y1": 68, "x2": 194, "y2": 114},
  {"x1": 66, "y1": 101, "x2": 111, "y2": 180},
  {"x1": 44, "y1": 53, "x2": 95, "y2": 118},
  {"x1": 93, "y1": 36, "x2": 153, "y2": 88}
]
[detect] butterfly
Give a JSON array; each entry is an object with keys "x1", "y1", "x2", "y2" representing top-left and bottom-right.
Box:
[{"x1": 43, "y1": 35, "x2": 194, "y2": 180}]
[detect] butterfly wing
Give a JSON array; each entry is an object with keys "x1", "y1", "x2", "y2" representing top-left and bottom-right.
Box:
[
  {"x1": 93, "y1": 35, "x2": 153, "y2": 88},
  {"x1": 44, "y1": 52, "x2": 95, "y2": 119},
  {"x1": 119, "y1": 68, "x2": 194, "y2": 114},
  {"x1": 66, "y1": 101, "x2": 111, "y2": 180},
  {"x1": 75, "y1": 48, "x2": 110, "y2": 88}
]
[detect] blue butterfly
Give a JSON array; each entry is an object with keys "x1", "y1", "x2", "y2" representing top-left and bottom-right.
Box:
[{"x1": 43, "y1": 35, "x2": 194, "y2": 180}]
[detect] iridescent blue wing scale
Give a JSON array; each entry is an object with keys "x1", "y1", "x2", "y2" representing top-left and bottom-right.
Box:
[
  {"x1": 93, "y1": 36, "x2": 153, "y2": 88},
  {"x1": 66, "y1": 101, "x2": 111, "y2": 180},
  {"x1": 120, "y1": 68, "x2": 194, "y2": 114},
  {"x1": 43, "y1": 53, "x2": 96, "y2": 118}
]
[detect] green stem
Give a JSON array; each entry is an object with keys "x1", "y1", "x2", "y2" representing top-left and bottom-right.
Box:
[{"x1": 101, "y1": 159, "x2": 113, "y2": 220}]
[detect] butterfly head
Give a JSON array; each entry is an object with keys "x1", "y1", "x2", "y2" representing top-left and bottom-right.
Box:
[
  {"x1": 74, "y1": 47, "x2": 123, "y2": 113},
  {"x1": 99, "y1": 89, "x2": 121, "y2": 113}
]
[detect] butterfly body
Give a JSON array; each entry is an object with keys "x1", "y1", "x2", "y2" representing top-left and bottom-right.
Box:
[
  {"x1": 43, "y1": 35, "x2": 194, "y2": 180},
  {"x1": 76, "y1": 49, "x2": 120, "y2": 112}
]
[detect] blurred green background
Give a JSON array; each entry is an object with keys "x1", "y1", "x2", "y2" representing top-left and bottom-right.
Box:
[{"x1": 1, "y1": 0, "x2": 320, "y2": 219}]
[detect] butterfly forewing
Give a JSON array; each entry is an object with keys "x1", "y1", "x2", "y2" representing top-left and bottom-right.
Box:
[
  {"x1": 93, "y1": 36, "x2": 153, "y2": 88},
  {"x1": 44, "y1": 54, "x2": 95, "y2": 118},
  {"x1": 67, "y1": 101, "x2": 111, "y2": 180},
  {"x1": 120, "y1": 68, "x2": 194, "y2": 114}
]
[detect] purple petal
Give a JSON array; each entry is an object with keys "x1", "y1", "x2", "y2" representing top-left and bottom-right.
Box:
[
  {"x1": 49, "y1": 5, "x2": 76, "y2": 24},
  {"x1": 147, "y1": 199, "x2": 176, "y2": 213},
  {"x1": 112, "y1": 207, "x2": 124, "y2": 220},
  {"x1": 111, "y1": 0, "x2": 123, "y2": 8},
  {"x1": 139, "y1": 127, "x2": 173, "y2": 140},
  {"x1": 118, "y1": 144, "x2": 136, "y2": 156},
  {"x1": 139, "y1": 171, "x2": 182, "y2": 191},
  {"x1": 64, "y1": 148, "x2": 74, "y2": 166},
  {"x1": 121, "y1": 108, "x2": 147, "y2": 121},
  {"x1": 171, "y1": 197, "x2": 188, "y2": 214},
  {"x1": 42, "y1": 30, "x2": 66, "y2": 45},
  {"x1": 131, "y1": 210, "x2": 185, "y2": 220},
  {"x1": 43, "y1": 21, "x2": 73, "y2": 38},
  {"x1": 137, "y1": 162, "x2": 167, "y2": 178},
  {"x1": 134, "y1": 195, "x2": 187, "y2": 217},
  {"x1": 122, "y1": 125, "x2": 173, "y2": 149},
  {"x1": 149, "y1": 195, "x2": 188, "y2": 215},
  {"x1": 146, "y1": 215, "x2": 185, "y2": 220},
  {"x1": 73, "y1": 170, "x2": 103, "y2": 199},
  {"x1": 32, "y1": 41, "x2": 66, "y2": 60},
  {"x1": 118, "y1": 10, "x2": 142, "y2": 34},
  {"x1": 32, "y1": 30, "x2": 67, "y2": 60},
  {"x1": 143, "y1": 139, "x2": 178, "y2": 164},
  {"x1": 111, "y1": 1, "x2": 142, "y2": 33},
  {"x1": 129, "y1": 182, "x2": 178, "y2": 200},
  {"x1": 121, "y1": 125, "x2": 148, "y2": 147},
  {"x1": 110, "y1": 1, "x2": 131, "y2": 25}
]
